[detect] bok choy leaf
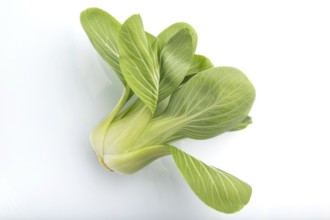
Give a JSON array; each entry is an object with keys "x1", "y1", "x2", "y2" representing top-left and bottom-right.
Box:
[{"x1": 80, "y1": 7, "x2": 256, "y2": 215}]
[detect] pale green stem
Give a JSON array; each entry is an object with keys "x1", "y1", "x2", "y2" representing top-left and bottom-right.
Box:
[
  {"x1": 103, "y1": 144, "x2": 171, "y2": 174},
  {"x1": 90, "y1": 87, "x2": 131, "y2": 160}
]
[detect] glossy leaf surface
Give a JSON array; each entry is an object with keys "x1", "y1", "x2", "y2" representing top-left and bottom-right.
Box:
[
  {"x1": 158, "y1": 29, "x2": 193, "y2": 100},
  {"x1": 171, "y1": 146, "x2": 252, "y2": 213},
  {"x1": 118, "y1": 15, "x2": 160, "y2": 113},
  {"x1": 80, "y1": 8, "x2": 124, "y2": 83},
  {"x1": 157, "y1": 22, "x2": 198, "y2": 53},
  {"x1": 163, "y1": 67, "x2": 256, "y2": 139}
]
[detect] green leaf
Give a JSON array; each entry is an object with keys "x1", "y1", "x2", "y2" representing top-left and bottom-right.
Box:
[
  {"x1": 118, "y1": 15, "x2": 160, "y2": 113},
  {"x1": 80, "y1": 8, "x2": 124, "y2": 84},
  {"x1": 157, "y1": 22, "x2": 198, "y2": 53},
  {"x1": 187, "y1": 54, "x2": 213, "y2": 76},
  {"x1": 182, "y1": 54, "x2": 214, "y2": 84},
  {"x1": 230, "y1": 116, "x2": 253, "y2": 131},
  {"x1": 162, "y1": 67, "x2": 256, "y2": 139},
  {"x1": 145, "y1": 32, "x2": 158, "y2": 47},
  {"x1": 145, "y1": 32, "x2": 159, "y2": 80},
  {"x1": 158, "y1": 29, "x2": 193, "y2": 100},
  {"x1": 170, "y1": 146, "x2": 252, "y2": 213}
]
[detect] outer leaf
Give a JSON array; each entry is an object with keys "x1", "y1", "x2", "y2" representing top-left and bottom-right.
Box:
[
  {"x1": 145, "y1": 32, "x2": 159, "y2": 80},
  {"x1": 118, "y1": 15, "x2": 160, "y2": 113},
  {"x1": 145, "y1": 32, "x2": 157, "y2": 47},
  {"x1": 157, "y1": 22, "x2": 198, "y2": 53},
  {"x1": 158, "y1": 29, "x2": 193, "y2": 100},
  {"x1": 162, "y1": 67, "x2": 256, "y2": 139},
  {"x1": 230, "y1": 116, "x2": 253, "y2": 131},
  {"x1": 182, "y1": 54, "x2": 214, "y2": 84},
  {"x1": 187, "y1": 54, "x2": 213, "y2": 76},
  {"x1": 170, "y1": 146, "x2": 252, "y2": 213},
  {"x1": 80, "y1": 8, "x2": 124, "y2": 83}
]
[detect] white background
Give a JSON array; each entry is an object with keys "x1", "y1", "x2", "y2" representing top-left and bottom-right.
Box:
[{"x1": 1, "y1": 0, "x2": 330, "y2": 219}]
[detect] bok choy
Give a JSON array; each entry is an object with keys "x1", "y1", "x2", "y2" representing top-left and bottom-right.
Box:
[{"x1": 80, "y1": 8, "x2": 255, "y2": 214}]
